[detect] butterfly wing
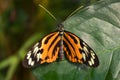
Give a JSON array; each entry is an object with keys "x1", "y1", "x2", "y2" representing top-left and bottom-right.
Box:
[
  {"x1": 23, "y1": 32, "x2": 61, "y2": 68},
  {"x1": 63, "y1": 31, "x2": 99, "y2": 67}
]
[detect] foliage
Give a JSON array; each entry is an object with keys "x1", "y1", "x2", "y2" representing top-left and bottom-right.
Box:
[
  {"x1": 32, "y1": 0, "x2": 120, "y2": 80},
  {"x1": 1, "y1": 0, "x2": 119, "y2": 80}
]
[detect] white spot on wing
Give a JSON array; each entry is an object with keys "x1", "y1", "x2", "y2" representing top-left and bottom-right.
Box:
[
  {"x1": 91, "y1": 51, "x2": 95, "y2": 59},
  {"x1": 40, "y1": 53, "x2": 42, "y2": 58},
  {"x1": 83, "y1": 42, "x2": 87, "y2": 46},
  {"x1": 27, "y1": 51, "x2": 31, "y2": 59},
  {"x1": 28, "y1": 58, "x2": 32, "y2": 65},
  {"x1": 88, "y1": 61, "x2": 92, "y2": 66},
  {"x1": 33, "y1": 47, "x2": 39, "y2": 56},
  {"x1": 83, "y1": 46, "x2": 88, "y2": 53},
  {"x1": 34, "y1": 42, "x2": 39, "y2": 48},
  {"x1": 37, "y1": 53, "x2": 41, "y2": 62},
  {"x1": 28, "y1": 58, "x2": 35, "y2": 66},
  {"x1": 33, "y1": 42, "x2": 39, "y2": 56},
  {"x1": 82, "y1": 53, "x2": 86, "y2": 61},
  {"x1": 30, "y1": 61, "x2": 35, "y2": 66},
  {"x1": 91, "y1": 58, "x2": 94, "y2": 64},
  {"x1": 83, "y1": 46, "x2": 88, "y2": 56}
]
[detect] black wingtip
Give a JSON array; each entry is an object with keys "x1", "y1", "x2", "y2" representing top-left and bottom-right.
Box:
[{"x1": 22, "y1": 59, "x2": 31, "y2": 68}]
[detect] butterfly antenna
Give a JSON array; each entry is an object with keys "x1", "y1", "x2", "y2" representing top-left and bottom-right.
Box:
[
  {"x1": 38, "y1": 4, "x2": 57, "y2": 21},
  {"x1": 66, "y1": 5, "x2": 84, "y2": 19}
]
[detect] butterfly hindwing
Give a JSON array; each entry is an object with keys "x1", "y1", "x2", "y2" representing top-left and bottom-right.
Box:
[
  {"x1": 23, "y1": 32, "x2": 60, "y2": 68},
  {"x1": 63, "y1": 31, "x2": 99, "y2": 67}
]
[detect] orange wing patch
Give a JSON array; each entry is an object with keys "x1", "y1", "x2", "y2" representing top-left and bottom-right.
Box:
[
  {"x1": 63, "y1": 31, "x2": 83, "y2": 63},
  {"x1": 63, "y1": 31, "x2": 99, "y2": 67},
  {"x1": 23, "y1": 32, "x2": 60, "y2": 68},
  {"x1": 40, "y1": 32, "x2": 60, "y2": 63}
]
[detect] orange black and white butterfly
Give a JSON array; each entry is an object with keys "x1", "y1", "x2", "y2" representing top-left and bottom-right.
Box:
[{"x1": 23, "y1": 24, "x2": 99, "y2": 68}]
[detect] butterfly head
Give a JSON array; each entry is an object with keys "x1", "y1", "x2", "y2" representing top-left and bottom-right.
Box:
[{"x1": 57, "y1": 24, "x2": 64, "y2": 31}]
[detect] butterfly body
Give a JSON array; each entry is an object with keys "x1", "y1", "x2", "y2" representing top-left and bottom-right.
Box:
[{"x1": 23, "y1": 24, "x2": 99, "y2": 68}]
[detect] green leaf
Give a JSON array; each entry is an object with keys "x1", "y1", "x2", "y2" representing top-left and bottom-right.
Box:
[{"x1": 32, "y1": 0, "x2": 120, "y2": 80}]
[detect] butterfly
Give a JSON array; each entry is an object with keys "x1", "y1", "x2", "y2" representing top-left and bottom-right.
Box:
[{"x1": 23, "y1": 24, "x2": 99, "y2": 68}]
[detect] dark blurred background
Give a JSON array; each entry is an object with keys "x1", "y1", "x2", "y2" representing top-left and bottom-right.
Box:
[{"x1": 0, "y1": 0, "x2": 99, "y2": 80}]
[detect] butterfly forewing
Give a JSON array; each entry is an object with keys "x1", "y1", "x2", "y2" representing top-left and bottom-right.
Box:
[
  {"x1": 63, "y1": 31, "x2": 99, "y2": 67},
  {"x1": 23, "y1": 32, "x2": 60, "y2": 68}
]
